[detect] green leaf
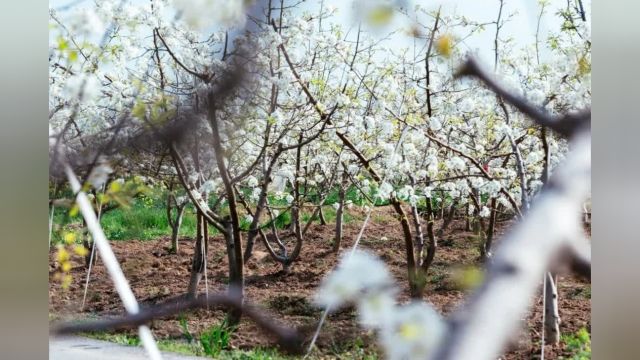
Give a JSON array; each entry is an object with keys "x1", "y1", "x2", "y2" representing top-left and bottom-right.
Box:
[
  {"x1": 132, "y1": 101, "x2": 146, "y2": 120},
  {"x1": 68, "y1": 50, "x2": 78, "y2": 63},
  {"x1": 57, "y1": 37, "x2": 68, "y2": 51}
]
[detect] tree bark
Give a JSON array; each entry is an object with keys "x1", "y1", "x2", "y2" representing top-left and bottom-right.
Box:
[
  {"x1": 167, "y1": 192, "x2": 186, "y2": 254},
  {"x1": 437, "y1": 200, "x2": 458, "y2": 238},
  {"x1": 333, "y1": 173, "x2": 347, "y2": 253},
  {"x1": 544, "y1": 272, "x2": 561, "y2": 344},
  {"x1": 187, "y1": 211, "x2": 206, "y2": 299},
  {"x1": 170, "y1": 205, "x2": 185, "y2": 254},
  {"x1": 319, "y1": 206, "x2": 327, "y2": 225},
  {"x1": 482, "y1": 198, "x2": 498, "y2": 260},
  {"x1": 208, "y1": 105, "x2": 244, "y2": 325}
]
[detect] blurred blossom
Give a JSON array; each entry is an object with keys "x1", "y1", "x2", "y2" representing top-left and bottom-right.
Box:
[
  {"x1": 87, "y1": 158, "x2": 113, "y2": 190},
  {"x1": 379, "y1": 302, "x2": 445, "y2": 360},
  {"x1": 315, "y1": 250, "x2": 394, "y2": 308}
]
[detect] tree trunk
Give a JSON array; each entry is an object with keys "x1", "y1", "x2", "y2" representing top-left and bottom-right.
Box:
[
  {"x1": 208, "y1": 106, "x2": 244, "y2": 326},
  {"x1": 544, "y1": 272, "x2": 561, "y2": 344},
  {"x1": 437, "y1": 200, "x2": 458, "y2": 238},
  {"x1": 333, "y1": 180, "x2": 346, "y2": 252},
  {"x1": 481, "y1": 198, "x2": 498, "y2": 260},
  {"x1": 391, "y1": 199, "x2": 419, "y2": 298},
  {"x1": 224, "y1": 220, "x2": 237, "y2": 285},
  {"x1": 171, "y1": 205, "x2": 186, "y2": 254},
  {"x1": 465, "y1": 203, "x2": 471, "y2": 231},
  {"x1": 187, "y1": 211, "x2": 206, "y2": 299},
  {"x1": 319, "y1": 206, "x2": 327, "y2": 225},
  {"x1": 411, "y1": 202, "x2": 424, "y2": 258},
  {"x1": 416, "y1": 197, "x2": 437, "y2": 296}
]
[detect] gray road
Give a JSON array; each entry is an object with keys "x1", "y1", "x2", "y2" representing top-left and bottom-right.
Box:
[{"x1": 49, "y1": 336, "x2": 206, "y2": 359}]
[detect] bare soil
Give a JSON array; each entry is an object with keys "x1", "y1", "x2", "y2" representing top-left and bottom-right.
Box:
[{"x1": 49, "y1": 206, "x2": 590, "y2": 359}]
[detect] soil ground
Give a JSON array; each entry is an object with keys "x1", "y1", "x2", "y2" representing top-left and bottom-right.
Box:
[{"x1": 49, "y1": 206, "x2": 591, "y2": 359}]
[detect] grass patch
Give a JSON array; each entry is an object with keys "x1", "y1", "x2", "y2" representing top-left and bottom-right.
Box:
[
  {"x1": 51, "y1": 189, "x2": 202, "y2": 242},
  {"x1": 326, "y1": 335, "x2": 379, "y2": 360},
  {"x1": 561, "y1": 327, "x2": 591, "y2": 359},
  {"x1": 51, "y1": 185, "x2": 370, "y2": 244},
  {"x1": 568, "y1": 286, "x2": 591, "y2": 300},
  {"x1": 83, "y1": 331, "x2": 307, "y2": 359}
]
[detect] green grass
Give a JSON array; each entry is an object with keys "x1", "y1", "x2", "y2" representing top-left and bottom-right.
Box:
[
  {"x1": 83, "y1": 331, "x2": 314, "y2": 359},
  {"x1": 51, "y1": 189, "x2": 203, "y2": 242},
  {"x1": 200, "y1": 320, "x2": 234, "y2": 357},
  {"x1": 561, "y1": 328, "x2": 591, "y2": 359},
  {"x1": 50, "y1": 186, "x2": 365, "y2": 244}
]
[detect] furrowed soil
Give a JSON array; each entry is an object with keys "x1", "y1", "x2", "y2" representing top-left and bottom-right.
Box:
[{"x1": 49, "y1": 206, "x2": 591, "y2": 359}]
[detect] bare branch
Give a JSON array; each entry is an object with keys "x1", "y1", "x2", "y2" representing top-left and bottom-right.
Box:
[{"x1": 51, "y1": 292, "x2": 308, "y2": 354}]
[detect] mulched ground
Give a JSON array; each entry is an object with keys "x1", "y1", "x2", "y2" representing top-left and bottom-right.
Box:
[{"x1": 49, "y1": 206, "x2": 591, "y2": 359}]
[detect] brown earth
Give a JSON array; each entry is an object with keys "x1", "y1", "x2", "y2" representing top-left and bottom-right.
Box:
[{"x1": 49, "y1": 206, "x2": 591, "y2": 359}]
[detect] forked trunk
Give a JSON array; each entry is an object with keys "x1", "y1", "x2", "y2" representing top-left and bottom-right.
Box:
[
  {"x1": 170, "y1": 205, "x2": 185, "y2": 254},
  {"x1": 319, "y1": 206, "x2": 327, "y2": 225}
]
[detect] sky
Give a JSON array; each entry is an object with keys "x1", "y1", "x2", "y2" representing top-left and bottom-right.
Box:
[
  {"x1": 302, "y1": 0, "x2": 583, "y2": 65},
  {"x1": 50, "y1": 0, "x2": 589, "y2": 66}
]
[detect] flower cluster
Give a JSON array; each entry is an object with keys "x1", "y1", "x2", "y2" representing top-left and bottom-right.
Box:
[{"x1": 315, "y1": 250, "x2": 445, "y2": 359}]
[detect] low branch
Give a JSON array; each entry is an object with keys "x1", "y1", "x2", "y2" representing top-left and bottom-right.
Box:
[{"x1": 51, "y1": 292, "x2": 307, "y2": 354}]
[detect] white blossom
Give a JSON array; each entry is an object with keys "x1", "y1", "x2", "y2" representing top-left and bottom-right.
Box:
[
  {"x1": 377, "y1": 182, "x2": 394, "y2": 200},
  {"x1": 357, "y1": 291, "x2": 397, "y2": 329},
  {"x1": 337, "y1": 93, "x2": 351, "y2": 106},
  {"x1": 429, "y1": 116, "x2": 442, "y2": 131},
  {"x1": 315, "y1": 250, "x2": 394, "y2": 308},
  {"x1": 246, "y1": 175, "x2": 259, "y2": 188},
  {"x1": 379, "y1": 302, "x2": 445, "y2": 360},
  {"x1": 285, "y1": 194, "x2": 295, "y2": 204},
  {"x1": 479, "y1": 206, "x2": 491, "y2": 218},
  {"x1": 200, "y1": 180, "x2": 217, "y2": 194}
]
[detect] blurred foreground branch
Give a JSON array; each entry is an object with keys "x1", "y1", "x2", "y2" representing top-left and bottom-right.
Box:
[
  {"x1": 430, "y1": 129, "x2": 590, "y2": 360},
  {"x1": 51, "y1": 291, "x2": 308, "y2": 354}
]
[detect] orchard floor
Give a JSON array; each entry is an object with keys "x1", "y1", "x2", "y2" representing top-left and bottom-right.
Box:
[{"x1": 49, "y1": 206, "x2": 591, "y2": 359}]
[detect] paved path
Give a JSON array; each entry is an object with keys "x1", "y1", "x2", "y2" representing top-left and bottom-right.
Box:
[{"x1": 50, "y1": 336, "x2": 206, "y2": 359}]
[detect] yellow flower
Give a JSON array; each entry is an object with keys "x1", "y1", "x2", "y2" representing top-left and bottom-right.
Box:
[
  {"x1": 74, "y1": 245, "x2": 89, "y2": 257},
  {"x1": 61, "y1": 261, "x2": 72, "y2": 272},
  {"x1": 56, "y1": 247, "x2": 70, "y2": 263},
  {"x1": 62, "y1": 274, "x2": 73, "y2": 290},
  {"x1": 63, "y1": 232, "x2": 77, "y2": 245},
  {"x1": 69, "y1": 204, "x2": 79, "y2": 217}
]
